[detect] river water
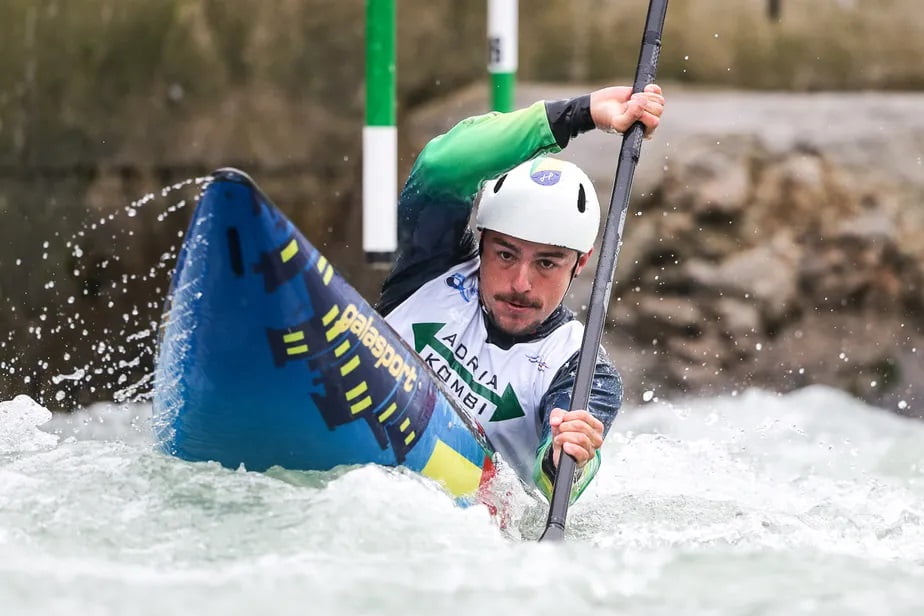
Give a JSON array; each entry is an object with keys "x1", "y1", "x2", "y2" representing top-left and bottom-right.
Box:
[{"x1": 2, "y1": 385, "x2": 922, "y2": 615}]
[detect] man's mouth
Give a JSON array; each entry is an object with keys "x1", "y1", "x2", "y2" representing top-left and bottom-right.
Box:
[{"x1": 496, "y1": 295, "x2": 540, "y2": 312}]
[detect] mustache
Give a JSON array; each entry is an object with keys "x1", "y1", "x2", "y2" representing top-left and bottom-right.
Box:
[{"x1": 493, "y1": 293, "x2": 541, "y2": 309}]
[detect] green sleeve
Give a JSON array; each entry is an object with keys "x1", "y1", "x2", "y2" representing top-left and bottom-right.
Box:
[
  {"x1": 407, "y1": 101, "x2": 562, "y2": 202},
  {"x1": 533, "y1": 437, "x2": 601, "y2": 504}
]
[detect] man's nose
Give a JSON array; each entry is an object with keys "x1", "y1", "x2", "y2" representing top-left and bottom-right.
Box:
[{"x1": 511, "y1": 263, "x2": 532, "y2": 293}]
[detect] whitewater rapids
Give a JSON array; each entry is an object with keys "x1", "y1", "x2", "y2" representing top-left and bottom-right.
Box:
[{"x1": 1, "y1": 385, "x2": 922, "y2": 615}]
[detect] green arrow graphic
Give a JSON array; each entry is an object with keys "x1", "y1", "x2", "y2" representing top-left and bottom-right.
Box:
[{"x1": 412, "y1": 322, "x2": 524, "y2": 422}]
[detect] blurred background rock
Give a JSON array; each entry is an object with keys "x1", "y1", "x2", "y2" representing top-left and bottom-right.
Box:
[{"x1": 1, "y1": 0, "x2": 923, "y2": 414}]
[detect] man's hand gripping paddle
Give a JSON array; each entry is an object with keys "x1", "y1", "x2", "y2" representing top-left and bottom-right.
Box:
[{"x1": 538, "y1": 0, "x2": 669, "y2": 542}]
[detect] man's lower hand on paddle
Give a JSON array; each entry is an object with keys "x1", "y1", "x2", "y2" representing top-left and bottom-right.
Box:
[{"x1": 549, "y1": 408, "x2": 605, "y2": 468}]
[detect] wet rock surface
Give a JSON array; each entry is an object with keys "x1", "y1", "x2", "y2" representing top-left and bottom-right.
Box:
[{"x1": 607, "y1": 140, "x2": 924, "y2": 417}]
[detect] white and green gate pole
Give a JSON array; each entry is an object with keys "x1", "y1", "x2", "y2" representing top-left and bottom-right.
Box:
[
  {"x1": 488, "y1": 0, "x2": 517, "y2": 112},
  {"x1": 364, "y1": 0, "x2": 397, "y2": 265}
]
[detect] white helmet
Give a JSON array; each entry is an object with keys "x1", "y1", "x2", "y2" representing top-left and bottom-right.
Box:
[{"x1": 476, "y1": 156, "x2": 600, "y2": 253}]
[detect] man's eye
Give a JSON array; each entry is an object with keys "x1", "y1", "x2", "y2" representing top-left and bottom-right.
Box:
[
  {"x1": 498, "y1": 251, "x2": 514, "y2": 261},
  {"x1": 538, "y1": 260, "x2": 557, "y2": 270}
]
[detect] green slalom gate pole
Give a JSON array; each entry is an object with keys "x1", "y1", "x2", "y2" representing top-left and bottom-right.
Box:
[
  {"x1": 488, "y1": 0, "x2": 517, "y2": 112},
  {"x1": 364, "y1": 0, "x2": 397, "y2": 265}
]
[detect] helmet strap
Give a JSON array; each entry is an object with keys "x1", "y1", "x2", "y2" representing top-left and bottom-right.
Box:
[
  {"x1": 564, "y1": 250, "x2": 583, "y2": 295},
  {"x1": 570, "y1": 251, "x2": 583, "y2": 280}
]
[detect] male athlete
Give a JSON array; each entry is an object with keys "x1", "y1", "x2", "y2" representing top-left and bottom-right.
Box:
[{"x1": 378, "y1": 84, "x2": 665, "y2": 500}]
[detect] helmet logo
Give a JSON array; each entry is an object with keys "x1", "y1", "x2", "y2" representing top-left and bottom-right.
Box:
[{"x1": 529, "y1": 157, "x2": 565, "y2": 186}]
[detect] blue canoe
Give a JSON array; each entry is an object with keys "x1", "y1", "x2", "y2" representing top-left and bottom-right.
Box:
[{"x1": 153, "y1": 169, "x2": 496, "y2": 500}]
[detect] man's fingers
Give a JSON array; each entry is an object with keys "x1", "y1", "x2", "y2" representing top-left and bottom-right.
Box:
[
  {"x1": 592, "y1": 83, "x2": 665, "y2": 133},
  {"x1": 643, "y1": 97, "x2": 665, "y2": 116},
  {"x1": 549, "y1": 407, "x2": 567, "y2": 435},
  {"x1": 558, "y1": 410, "x2": 604, "y2": 432},
  {"x1": 562, "y1": 442, "x2": 591, "y2": 465},
  {"x1": 550, "y1": 409, "x2": 605, "y2": 468},
  {"x1": 643, "y1": 89, "x2": 665, "y2": 104},
  {"x1": 639, "y1": 90, "x2": 664, "y2": 139},
  {"x1": 555, "y1": 421, "x2": 604, "y2": 449},
  {"x1": 556, "y1": 416, "x2": 604, "y2": 437},
  {"x1": 554, "y1": 431, "x2": 596, "y2": 451},
  {"x1": 555, "y1": 412, "x2": 604, "y2": 447},
  {"x1": 549, "y1": 407, "x2": 567, "y2": 422},
  {"x1": 604, "y1": 98, "x2": 662, "y2": 135},
  {"x1": 555, "y1": 434, "x2": 596, "y2": 467}
]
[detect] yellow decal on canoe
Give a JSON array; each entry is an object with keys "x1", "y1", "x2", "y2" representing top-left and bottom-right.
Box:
[
  {"x1": 421, "y1": 439, "x2": 482, "y2": 497},
  {"x1": 328, "y1": 303, "x2": 417, "y2": 393}
]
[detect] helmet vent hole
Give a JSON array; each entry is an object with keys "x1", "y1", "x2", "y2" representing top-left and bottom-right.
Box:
[
  {"x1": 577, "y1": 185, "x2": 586, "y2": 213},
  {"x1": 493, "y1": 174, "x2": 508, "y2": 194}
]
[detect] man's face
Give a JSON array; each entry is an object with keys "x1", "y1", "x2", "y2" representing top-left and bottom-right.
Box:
[{"x1": 478, "y1": 230, "x2": 591, "y2": 336}]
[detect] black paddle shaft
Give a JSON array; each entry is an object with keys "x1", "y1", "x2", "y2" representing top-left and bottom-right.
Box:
[{"x1": 539, "y1": 0, "x2": 669, "y2": 543}]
